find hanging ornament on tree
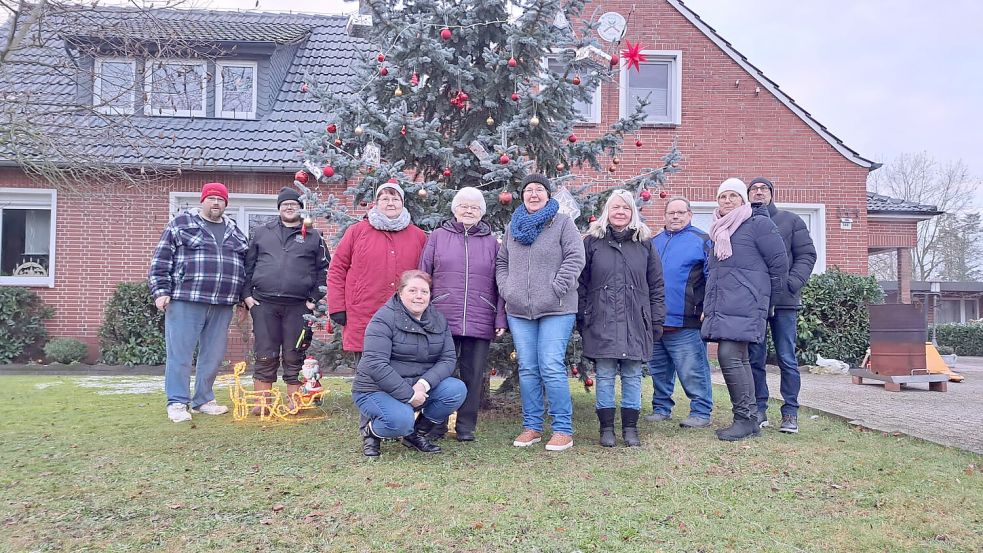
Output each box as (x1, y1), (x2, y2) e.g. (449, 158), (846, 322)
(321, 164), (335, 179)
(621, 40), (647, 72)
(486, 115), (495, 126)
(511, 92), (519, 102)
(300, 83), (309, 93)
(572, 74), (581, 86)
(556, 162), (565, 171)
(640, 189), (652, 201)
(394, 85), (403, 97)
(612, 157), (620, 165)
(379, 66), (389, 76)
(499, 153), (510, 164)
(660, 190), (669, 199)
(507, 56), (517, 68)
(609, 53), (620, 67)
(442, 167), (452, 178)
(608, 165), (616, 173)
(400, 125), (407, 136)
(354, 125), (364, 137)
(417, 188), (428, 198)
(635, 139), (643, 148)
(376, 53), (385, 62)
(440, 27), (452, 40)
(410, 72), (419, 86)
(326, 123), (337, 133)
(568, 133), (577, 143)
(334, 138), (343, 147)
(588, 215), (597, 222)
(498, 191), (513, 205)
(529, 115), (540, 128)
(303, 215), (314, 228)
(294, 170), (309, 184)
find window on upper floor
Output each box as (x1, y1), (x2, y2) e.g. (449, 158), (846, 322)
(170, 192), (277, 238)
(620, 51), (682, 125)
(544, 55), (600, 124)
(144, 59), (208, 117)
(215, 61), (258, 120)
(688, 201), (827, 274)
(93, 57), (136, 115)
(0, 188), (57, 288)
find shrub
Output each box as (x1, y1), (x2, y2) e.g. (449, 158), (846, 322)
(44, 338), (89, 364)
(99, 282), (165, 365)
(934, 344), (956, 356)
(935, 322), (983, 356)
(796, 269), (884, 366)
(0, 287), (54, 363)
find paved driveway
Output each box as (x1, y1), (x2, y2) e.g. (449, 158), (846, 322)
(713, 357), (983, 454)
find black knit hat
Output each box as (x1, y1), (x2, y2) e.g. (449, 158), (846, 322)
(748, 176), (774, 193)
(277, 187), (303, 208)
(520, 173), (553, 198)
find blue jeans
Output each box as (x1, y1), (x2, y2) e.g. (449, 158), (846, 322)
(749, 309), (801, 417)
(508, 314), (575, 435)
(353, 377), (467, 439)
(593, 358), (643, 410)
(164, 300), (234, 408)
(648, 328), (713, 419)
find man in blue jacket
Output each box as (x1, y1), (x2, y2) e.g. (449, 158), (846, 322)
(646, 197), (714, 428)
(747, 177), (817, 434)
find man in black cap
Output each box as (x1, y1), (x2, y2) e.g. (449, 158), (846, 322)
(746, 177), (817, 434)
(242, 187), (330, 412)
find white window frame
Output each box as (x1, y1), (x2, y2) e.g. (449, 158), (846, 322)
(144, 59), (208, 117)
(169, 192), (277, 238)
(542, 52), (602, 124)
(215, 60), (258, 120)
(93, 57), (136, 115)
(619, 50), (682, 126)
(689, 201), (827, 274)
(0, 188), (57, 288)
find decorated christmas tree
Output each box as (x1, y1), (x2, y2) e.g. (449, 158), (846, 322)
(298, 0), (682, 388)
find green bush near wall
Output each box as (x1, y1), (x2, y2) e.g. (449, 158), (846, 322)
(935, 322), (983, 356)
(0, 287), (54, 363)
(796, 270), (884, 366)
(98, 282), (166, 365)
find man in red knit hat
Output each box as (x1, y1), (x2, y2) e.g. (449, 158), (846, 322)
(148, 182), (248, 423)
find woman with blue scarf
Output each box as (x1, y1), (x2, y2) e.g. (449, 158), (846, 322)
(496, 174), (586, 452)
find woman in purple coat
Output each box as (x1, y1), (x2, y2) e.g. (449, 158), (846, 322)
(419, 187), (507, 441)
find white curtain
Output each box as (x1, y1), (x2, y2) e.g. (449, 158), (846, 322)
(23, 209), (50, 255)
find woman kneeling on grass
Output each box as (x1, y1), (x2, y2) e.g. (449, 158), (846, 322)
(578, 190), (665, 447)
(351, 270), (466, 458)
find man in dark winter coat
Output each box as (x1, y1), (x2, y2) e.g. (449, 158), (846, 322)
(242, 187), (330, 412)
(747, 177), (818, 434)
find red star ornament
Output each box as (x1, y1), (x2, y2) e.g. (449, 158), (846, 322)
(621, 40), (647, 72)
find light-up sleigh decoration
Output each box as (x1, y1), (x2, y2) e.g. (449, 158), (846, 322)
(229, 358), (327, 421)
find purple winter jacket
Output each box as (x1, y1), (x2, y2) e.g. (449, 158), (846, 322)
(419, 219), (507, 340)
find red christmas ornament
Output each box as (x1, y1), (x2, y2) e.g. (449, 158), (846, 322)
(584, 377), (594, 387)
(640, 189), (652, 201)
(376, 53), (385, 62)
(511, 92), (519, 102)
(621, 40), (647, 72)
(490, 368), (497, 376)
(334, 138), (342, 147)
(359, 200), (367, 207)
(321, 165), (334, 178)
(572, 74), (581, 86)
(326, 123), (337, 133)
(410, 72), (419, 86)
(442, 167), (452, 177)
(659, 190), (669, 199)
(499, 153), (510, 164)
(498, 191), (513, 205)
(567, 133), (577, 143)
(440, 28), (452, 40)
(294, 170), (309, 184)
(556, 163), (565, 171)
(508, 57), (517, 68)
(300, 83), (309, 93)
(608, 165), (616, 173)
(571, 366), (579, 376)
(459, 91), (469, 102)
(400, 125), (407, 136)
(609, 53), (620, 67)
(635, 139), (643, 148)
(379, 66), (389, 76)
(588, 215), (597, 222)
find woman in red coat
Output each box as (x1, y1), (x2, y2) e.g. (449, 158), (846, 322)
(328, 181), (427, 355)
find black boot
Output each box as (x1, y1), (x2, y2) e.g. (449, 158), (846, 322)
(401, 416), (442, 453)
(426, 421), (448, 441)
(716, 417), (758, 441)
(362, 423), (381, 458)
(596, 408), (616, 447)
(621, 408), (641, 447)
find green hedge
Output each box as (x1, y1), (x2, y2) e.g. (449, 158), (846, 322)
(98, 282), (166, 365)
(0, 287), (54, 363)
(935, 322), (983, 356)
(796, 270), (884, 366)
(44, 338), (89, 364)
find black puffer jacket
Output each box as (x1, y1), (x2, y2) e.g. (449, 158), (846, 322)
(352, 295), (456, 402)
(578, 228), (665, 361)
(242, 219), (330, 303)
(765, 202), (817, 309)
(701, 205), (789, 344)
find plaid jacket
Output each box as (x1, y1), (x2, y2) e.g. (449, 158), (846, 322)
(148, 209), (248, 305)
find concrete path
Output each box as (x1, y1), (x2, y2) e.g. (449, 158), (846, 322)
(713, 357), (983, 454)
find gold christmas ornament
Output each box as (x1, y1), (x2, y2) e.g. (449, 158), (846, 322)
(303, 216), (314, 228)
(417, 188), (428, 198)
(354, 125), (364, 136)
(529, 115), (540, 127)
(486, 116), (495, 126)
(394, 85), (403, 97)
(510, 351), (517, 361)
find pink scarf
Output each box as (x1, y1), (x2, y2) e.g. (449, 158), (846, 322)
(709, 203), (752, 260)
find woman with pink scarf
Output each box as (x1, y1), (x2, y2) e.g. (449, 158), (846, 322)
(702, 178), (788, 442)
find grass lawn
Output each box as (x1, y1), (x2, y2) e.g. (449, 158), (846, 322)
(1, 375), (981, 552)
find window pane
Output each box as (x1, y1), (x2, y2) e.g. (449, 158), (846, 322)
(1, 209), (51, 276)
(547, 58), (592, 121)
(97, 61), (134, 109)
(246, 212), (277, 237)
(630, 62), (670, 121)
(149, 62), (205, 114)
(939, 299), (962, 324)
(221, 65), (255, 113)
(965, 300), (978, 322)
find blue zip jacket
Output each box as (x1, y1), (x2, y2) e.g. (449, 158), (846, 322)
(652, 224), (710, 329)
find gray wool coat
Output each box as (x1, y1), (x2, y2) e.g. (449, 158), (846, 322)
(495, 212), (586, 320)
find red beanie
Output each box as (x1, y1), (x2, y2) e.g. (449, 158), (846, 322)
(200, 182), (229, 204)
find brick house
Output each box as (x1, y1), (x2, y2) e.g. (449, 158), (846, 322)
(0, 1), (933, 362)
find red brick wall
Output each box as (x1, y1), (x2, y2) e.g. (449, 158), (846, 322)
(868, 219), (919, 249)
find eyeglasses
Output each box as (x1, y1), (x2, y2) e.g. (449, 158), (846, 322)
(456, 205), (482, 212)
(666, 210), (690, 217)
(279, 201), (301, 209)
(748, 185), (770, 192)
(377, 195), (403, 203)
(523, 186), (548, 195)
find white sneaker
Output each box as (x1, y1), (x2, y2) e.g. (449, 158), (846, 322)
(167, 403), (192, 423)
(191, 400), (229, 415)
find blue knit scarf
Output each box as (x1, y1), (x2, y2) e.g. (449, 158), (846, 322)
(509, 199), (560, 245)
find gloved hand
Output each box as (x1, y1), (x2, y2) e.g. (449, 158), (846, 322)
(652, 324), (664, 342)
(330, 311), (347, 327)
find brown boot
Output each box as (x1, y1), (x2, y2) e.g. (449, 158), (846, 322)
(251, 380), (273, 416)
(286, 384), (302, 411)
